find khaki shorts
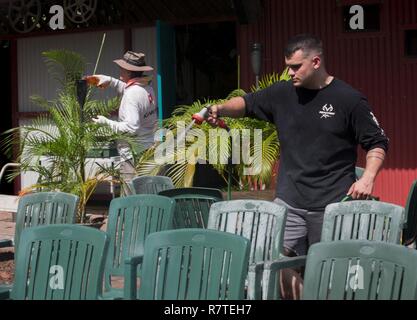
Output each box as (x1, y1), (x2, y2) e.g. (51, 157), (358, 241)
(120, 160), (136, 181)
(118, 160), (136, 196)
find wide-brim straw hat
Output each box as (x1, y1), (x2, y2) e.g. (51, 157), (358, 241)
(113, 51), (154, 72)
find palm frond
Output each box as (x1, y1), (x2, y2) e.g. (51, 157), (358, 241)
(83, 96), (121, 118)
(279, 67), (291, 81)
(42, 50), (86, 89)
(250, 68), (291, 92)
(226, 89), (247, 99)
(30, 95), (55, 111)
(135, 69), (289, 190)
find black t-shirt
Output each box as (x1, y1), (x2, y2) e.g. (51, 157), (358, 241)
(243, 78), (389, 210)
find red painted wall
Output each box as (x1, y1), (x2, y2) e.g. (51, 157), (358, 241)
(237, 0), (417, 206)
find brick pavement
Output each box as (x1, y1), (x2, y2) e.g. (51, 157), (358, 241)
(0, 212), (15, 242)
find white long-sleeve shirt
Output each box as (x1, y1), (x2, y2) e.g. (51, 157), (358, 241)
(106, 77), (158, 160)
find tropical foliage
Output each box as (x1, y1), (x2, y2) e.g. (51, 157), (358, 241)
(2, 50), (135, 223)
(136, 69), (290, 189)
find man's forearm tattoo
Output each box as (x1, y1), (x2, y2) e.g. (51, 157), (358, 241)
(366, 149), (385, 161)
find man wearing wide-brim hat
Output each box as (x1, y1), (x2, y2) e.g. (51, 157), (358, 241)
(86, 51), (158, 194)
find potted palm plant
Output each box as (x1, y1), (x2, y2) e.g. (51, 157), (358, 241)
(2, 49), (136, 223)
(136, 69), (290, 191)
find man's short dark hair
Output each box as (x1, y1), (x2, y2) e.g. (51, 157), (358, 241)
(284, 34), (323, 58)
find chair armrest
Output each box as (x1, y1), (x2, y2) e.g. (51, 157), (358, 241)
(265, 255), (306, 272)
(263, 256), (307, 300)
(123, 255), (143, 300)
(125, 255), (143, 266)
(247, 262), (264, 300)
(248, 262), (264, 273)
(0, 285), (11, 300)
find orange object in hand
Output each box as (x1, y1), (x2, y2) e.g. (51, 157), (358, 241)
(85, 76), (99, 86)
(85, 76), (100, 87)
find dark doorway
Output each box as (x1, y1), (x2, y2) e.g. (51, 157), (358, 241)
(0, 40), (14, 195)
(175, 21), (237, 104)
(174, 22), (237, 189)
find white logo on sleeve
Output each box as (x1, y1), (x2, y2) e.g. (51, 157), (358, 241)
(370, 112), (380, 126)
(319, 104), (336, 119)
(370, 112), (386, 136)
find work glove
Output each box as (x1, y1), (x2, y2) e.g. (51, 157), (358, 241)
(85, 74), (111, 88)
(92, 115), (111, 125)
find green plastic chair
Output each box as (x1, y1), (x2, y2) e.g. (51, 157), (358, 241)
(402, 180), (417, 246)
(355, 166), (365, 180)
(0, 225), (109, 300)
(0, 191), (79, 252)
(130, 175), (174, 194)
(158, 187), (223, 228)
(322, 200), (405, 243)
(207, 200), (287, 300)
(261, 200), (404, 300)
(300, 241), (417, 299)
(137, 229), (250, 300)
(103, 194), (176, 300)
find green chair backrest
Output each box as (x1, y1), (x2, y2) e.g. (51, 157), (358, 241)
(403, 180), (417, 245)
(355, 166), (365, 180)
(11, 225), (109, 300)
(158, 187), (223, 228)
(130, 176), (174, 194)
(104, 194), (176, 293)
(322, 201), (404, 243)
(303, 240), (417, 300)
(208, 200), (287, 264)
(15, 192), (79, 252)
(139, 229), (250, 300)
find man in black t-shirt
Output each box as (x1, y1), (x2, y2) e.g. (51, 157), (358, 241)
(207, 34), (388, 298)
